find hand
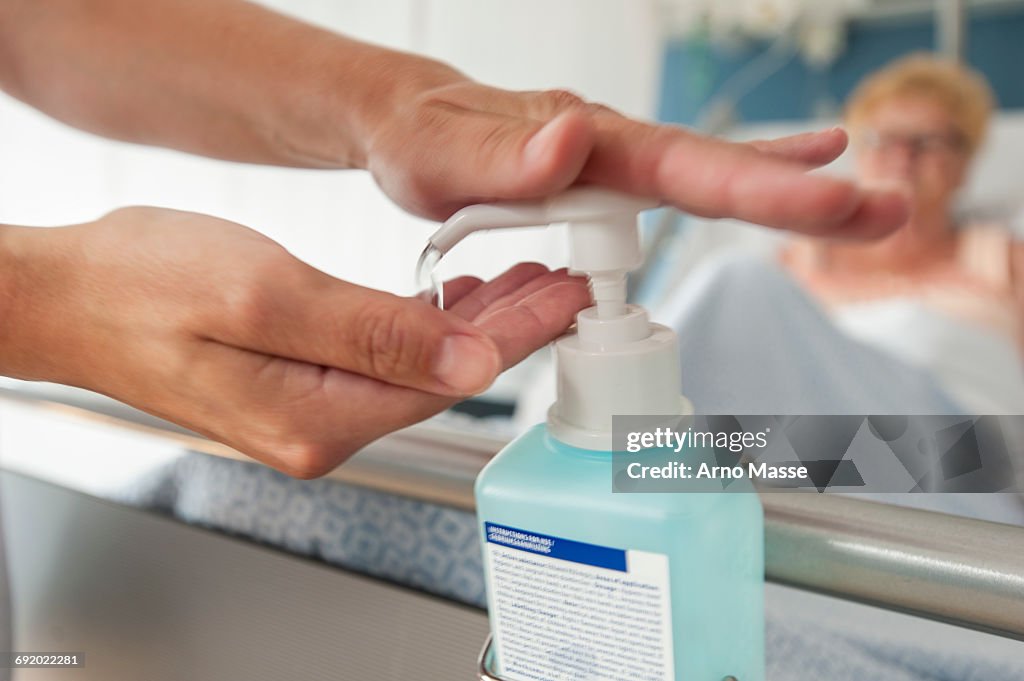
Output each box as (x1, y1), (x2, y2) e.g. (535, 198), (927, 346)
(0, 208), (589, 477)
(364, 78), (908, 235)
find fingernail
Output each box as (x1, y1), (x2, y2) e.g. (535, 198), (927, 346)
(524, 114), (567, 165)
(434, 334), (500, 395)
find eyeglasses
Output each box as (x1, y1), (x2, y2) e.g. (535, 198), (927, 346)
(856, 128), (968, 157)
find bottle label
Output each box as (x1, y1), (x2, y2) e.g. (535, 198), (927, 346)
(484, 522), (675, 681)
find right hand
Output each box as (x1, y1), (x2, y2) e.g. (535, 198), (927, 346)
(362, 72), (909, 233)
(0, 207), (590, 477)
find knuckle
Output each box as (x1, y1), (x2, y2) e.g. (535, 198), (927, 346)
(275, 438), (342, 479)
(477, 120), (519, 155)
(408, 96), (450, 132)
(241, 400), (358, 480)
(542, 88), (587, 112)
(583, 101), (617, 117)
(250, 417), (357, 480)
(226, 274), (275, 330)
(356, 302), (433, 381)
(222, 256), (297, 332)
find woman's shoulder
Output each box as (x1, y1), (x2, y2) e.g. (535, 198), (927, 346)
(955, 221), (1017, 290)
(956, 220), (1015, 243)
(1012, 241), (1024, 298)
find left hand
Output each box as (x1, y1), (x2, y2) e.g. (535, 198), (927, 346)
(0, 209), (590, 477)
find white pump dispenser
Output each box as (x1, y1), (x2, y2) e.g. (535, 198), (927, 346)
(425, 187), (691, 450)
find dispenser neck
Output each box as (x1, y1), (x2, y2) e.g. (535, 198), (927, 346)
(587, 271), (628, 319)
(547, 305), (691, 451)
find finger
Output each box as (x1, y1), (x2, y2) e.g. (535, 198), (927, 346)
(447, 262), (553, 321)
(415, 275), (483, 306)
(580, 115), (908, 237)
(525, 92), (850, 191)
(747, 127), (848, 167)
(440, 275), (484, 308)
(408, 107), (595, 216)
(473, 268), (589, 322)
(522, 90), (848, 180)
(521, 94), (881, 234)
(475, 280), (593, 367)
(825, 186), (910, 239)
(207, 265), (502, 398)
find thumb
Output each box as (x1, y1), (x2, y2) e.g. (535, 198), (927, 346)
(426, 109), (595, 213)
(336, 290), (504, 397)
(517, 110), (596, 195)
(210, 270), (503, 398)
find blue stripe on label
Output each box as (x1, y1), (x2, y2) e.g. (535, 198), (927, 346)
(484, 522), (627, 572)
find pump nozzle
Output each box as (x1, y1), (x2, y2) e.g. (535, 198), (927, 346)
(428, 187), (657, 256)
(426, 188), (658, 311)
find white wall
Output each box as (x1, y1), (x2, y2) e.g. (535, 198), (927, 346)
(0, 0), (662, 295)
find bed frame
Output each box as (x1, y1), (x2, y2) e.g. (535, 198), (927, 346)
(0, 379), (1021, 681)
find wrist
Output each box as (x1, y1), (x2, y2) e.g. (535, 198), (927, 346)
(307, 43), (467, 170)
(0, 223), (82, 384)
(0, 224), (35, 380)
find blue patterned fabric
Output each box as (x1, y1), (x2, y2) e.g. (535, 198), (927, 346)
(121, 452), (488, 607)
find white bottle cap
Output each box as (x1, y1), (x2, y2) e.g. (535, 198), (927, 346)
(547, 306), (691, 450)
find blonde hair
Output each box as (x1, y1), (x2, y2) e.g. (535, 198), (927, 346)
(845, 53), (995, 155)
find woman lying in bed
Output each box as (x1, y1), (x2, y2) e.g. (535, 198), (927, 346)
(780, 54), (1023, 414)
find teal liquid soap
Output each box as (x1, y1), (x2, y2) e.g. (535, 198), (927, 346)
(476, 425), (765, 681)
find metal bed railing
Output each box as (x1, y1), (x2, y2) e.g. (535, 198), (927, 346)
(1, 379), (1022, 648)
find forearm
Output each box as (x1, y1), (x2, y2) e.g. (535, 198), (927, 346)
(0, 0), (464, 168)
(0, 223), (89, 386)
(0, 225), (27, 380)
(0, 224), (47, 382)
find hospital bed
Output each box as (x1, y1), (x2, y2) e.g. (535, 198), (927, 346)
(0, 379), (1022, 680)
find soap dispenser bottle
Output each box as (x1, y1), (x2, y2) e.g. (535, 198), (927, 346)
(424, 187), (764, 681)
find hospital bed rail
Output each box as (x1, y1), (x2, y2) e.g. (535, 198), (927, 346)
(1, 379), (1022, 643)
